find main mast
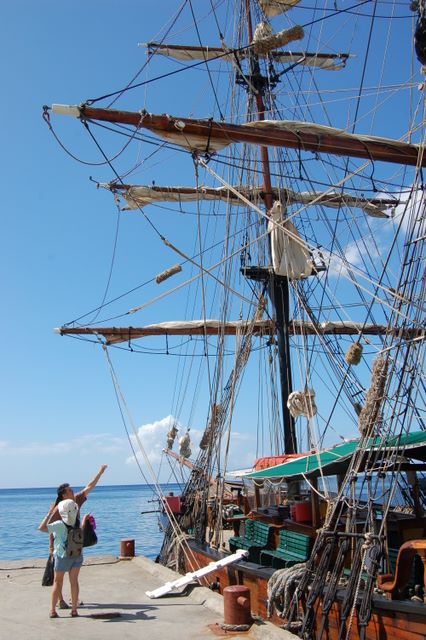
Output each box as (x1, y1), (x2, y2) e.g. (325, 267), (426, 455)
(242, 0), (296, 453)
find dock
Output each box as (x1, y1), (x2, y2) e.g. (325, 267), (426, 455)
(0, 554), (296, 639)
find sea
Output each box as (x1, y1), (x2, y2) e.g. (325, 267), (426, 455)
(0, 484), (180, 562)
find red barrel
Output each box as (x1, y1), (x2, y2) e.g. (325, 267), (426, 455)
(223, 585), (252, 626)
(120, 539), (135, 558)
(164, 495), (181, 514)
(294, 502), (312, 523)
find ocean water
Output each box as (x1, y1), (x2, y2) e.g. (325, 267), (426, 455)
(0, 484), (180, 562)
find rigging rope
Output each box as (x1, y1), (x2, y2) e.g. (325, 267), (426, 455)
(103, 344), (203, 573)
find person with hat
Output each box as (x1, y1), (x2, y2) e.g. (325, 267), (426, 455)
(39, 499), (89, 618)
(46, 465), (107, 610)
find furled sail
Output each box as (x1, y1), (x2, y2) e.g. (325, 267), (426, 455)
(166, 424), (178, 449)
(144, 42), (349, 71)
(268, 201), (312, 278)
(55, 321), (422, 345)
(179, 432), (191, 458)
(287, 389), (317, 418)
(51, 105), (426, 167)
(258, 0), (301, 16)
(104, 183), (396, 218)
(104, 184), (264, 209)
(284, 191), (395, 218)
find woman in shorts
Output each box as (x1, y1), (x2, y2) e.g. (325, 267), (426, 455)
(39, 498), (87, 618)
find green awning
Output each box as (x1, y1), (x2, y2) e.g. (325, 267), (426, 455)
(246, 430), (426, 481)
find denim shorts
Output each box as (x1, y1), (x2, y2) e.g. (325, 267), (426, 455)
(54, 555), (83, 572)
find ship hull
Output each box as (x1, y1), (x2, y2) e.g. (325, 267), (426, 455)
(183, 541), (426, 640)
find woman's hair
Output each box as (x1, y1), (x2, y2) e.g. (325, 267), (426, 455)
(55, 483), (70, 506)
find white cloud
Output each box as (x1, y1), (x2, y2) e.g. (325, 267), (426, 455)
(124, 416), (256, 481)
(125, 414), (200, 466)
(0, 433), (127, 457)
(392, 196), (420, 234)
(325, 230), (386, 280)
(0, 417), (257, 488)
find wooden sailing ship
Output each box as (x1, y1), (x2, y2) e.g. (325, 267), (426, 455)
(46, 1), (426, 638)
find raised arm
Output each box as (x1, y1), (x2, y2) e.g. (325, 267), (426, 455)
(82, 464), (108, 495)
(38, 504), (56, 533)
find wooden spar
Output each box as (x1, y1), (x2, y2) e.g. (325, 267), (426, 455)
(163, 448), (209, 476)
(106, 183), (398, 216)
(51, 104), (426, 167)
(55, 322), (423, 345)
(163, 448), (234, 497)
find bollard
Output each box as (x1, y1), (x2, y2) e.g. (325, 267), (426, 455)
(120, 538), (135, 558)
(222, 585), (252, 630)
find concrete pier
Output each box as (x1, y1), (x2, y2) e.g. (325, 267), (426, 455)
(0, 555), (297, 639)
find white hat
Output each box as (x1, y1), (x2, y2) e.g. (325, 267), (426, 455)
(58, 499), (78, 526)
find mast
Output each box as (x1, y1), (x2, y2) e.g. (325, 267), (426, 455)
(243, 0), (296, 453)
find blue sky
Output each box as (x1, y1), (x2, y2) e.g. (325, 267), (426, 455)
(1, 2), (417, 489)
(1, 1), (263, 488)
(2, 2), (175, 487)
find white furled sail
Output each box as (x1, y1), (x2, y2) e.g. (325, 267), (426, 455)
(244, 119), (416, 154)
(166, 424), (178, 449)
(103, 183), (395, 217)
(268, 201), (312, 278)
(287, 389), (317, 418)
(144, 42), (349, 71)
(284, 190), (393, 218)
(57, 107), (420, 165)
(108, 185), (263, 209)
(56, 320), (418, 345)
(179, 432), (191, 458)
(271, 51), (348, 70)
(258, 0), (301, 17)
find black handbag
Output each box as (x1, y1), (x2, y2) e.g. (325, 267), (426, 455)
(83, 517), (98, 547)
(42, 555), (54, 586)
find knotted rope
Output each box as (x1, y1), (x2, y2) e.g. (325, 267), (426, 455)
(267, 563), (307, 619)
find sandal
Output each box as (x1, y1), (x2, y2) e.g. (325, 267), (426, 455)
(71, 610), (79, 617)
(49, 611), (58, 619)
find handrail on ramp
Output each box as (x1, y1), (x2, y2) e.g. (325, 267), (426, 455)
(146, 549), (249, 598)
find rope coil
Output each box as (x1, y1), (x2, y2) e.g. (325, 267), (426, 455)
(345, 342), (363, 365)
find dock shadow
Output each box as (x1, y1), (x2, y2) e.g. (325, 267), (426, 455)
(82, 602), (157, 623)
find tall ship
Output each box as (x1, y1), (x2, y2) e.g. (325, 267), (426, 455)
(45, 1), (426, 638)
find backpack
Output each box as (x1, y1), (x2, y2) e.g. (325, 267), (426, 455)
(65, 525), (84, 557)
